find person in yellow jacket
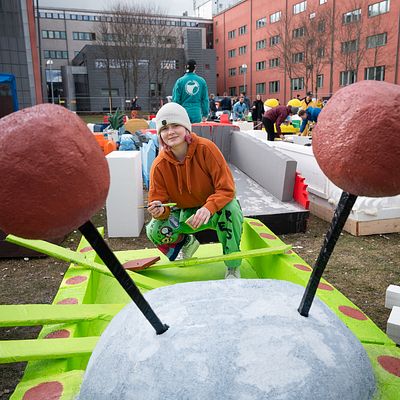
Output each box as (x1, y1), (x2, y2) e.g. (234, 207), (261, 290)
(146, 103), (243, 279)
(300, 92), (316, 110)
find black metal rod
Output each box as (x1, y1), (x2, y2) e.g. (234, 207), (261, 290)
(79, 220), (169, 335)
(298, 191), (358, 317)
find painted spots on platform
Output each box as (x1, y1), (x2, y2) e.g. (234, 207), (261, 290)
(57, 297), (78, 305)
(377, 355), (400, 377)
(318, 283), (334, 291)
(249, 221), (264, 227)
(293, 263), (312, 272)
(259, 233), (277, 240)
(22, 381), (63, 400)
(338, 305), (368, 320)
(65, 275), (87, 285)
(44, 329), (71, 339)
(80, 246), (94, 253)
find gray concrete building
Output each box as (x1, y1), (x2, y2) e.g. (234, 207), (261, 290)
(37, 6), (215, 112)
(0, 0), (42, 110)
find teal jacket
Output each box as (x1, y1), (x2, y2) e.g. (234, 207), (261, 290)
(172, 72), (209, 123)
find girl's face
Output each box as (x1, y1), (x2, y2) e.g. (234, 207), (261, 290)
(159, 124), (187, 148)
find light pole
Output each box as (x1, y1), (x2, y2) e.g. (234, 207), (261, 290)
(46, 59), (54, 104)
(241, 64), (247, 94)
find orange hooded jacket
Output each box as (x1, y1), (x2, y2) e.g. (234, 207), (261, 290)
(148, 133), (235, 220)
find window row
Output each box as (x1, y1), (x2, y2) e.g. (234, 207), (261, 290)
(341, 33), (387, 53)
(44, 50), (68, 59)
(340, 66), (385, 85)
(39, 11), (202, 27)
(42, 30), (66, 40)
(72, 32), (96, 41)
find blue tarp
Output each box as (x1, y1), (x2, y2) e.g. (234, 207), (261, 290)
(0, 73), (19, 112)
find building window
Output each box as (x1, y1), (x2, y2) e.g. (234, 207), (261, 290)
(44, 50), (68, 59)
(317, 47), (325, 57)
(256, 17), (266, 29)
(256, 61), (266, 70)
(72, 32), (96, 41)
(239, 45), (247, 55)
(101, 88), (119, 97)
(228, 68), (236, 76)
(293, 27), (306, 38)
(320, 0), (327, 4)
(42, 30), (67, 40)
(368, 0), (390, 17)
(229, 87), (237, 96)
(366, 32), (387, 48)
(339, 70), (357, 86)
(270, 11), (281, 23)
(342, 9), (361, 24)
(238, 25), (247, 35)
(318, 20), (326, 32)
(310, 12), (316, 19)
(256, 83), (266, 94)
(269, 80), (280, 93)
(228, 29), (236, 39)
(291, 77), (304, 90)
(45, 69), (62, 82)
(293, 1), (307, 14)
(256, 39), (266, 50)
(341, 40), (358, 53)
(239, 65), (247, 74)
(160, 60), (178, 69)
(365, 65), (385, 80)
(270, 35), (281, 46)
(292, 52), (304, 63)
(269, 58), (280, 68)
(317, 74), (324, 88)
(228, 49), (236, 58)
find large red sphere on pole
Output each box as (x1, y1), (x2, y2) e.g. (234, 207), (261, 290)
(0, 104), (110, 239)
(313, 80), (400, 197)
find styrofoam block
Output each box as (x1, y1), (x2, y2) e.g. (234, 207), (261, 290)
(386, 306), (400, 344)
(106, 151), (144, 237)
(385, 285), (400, 309)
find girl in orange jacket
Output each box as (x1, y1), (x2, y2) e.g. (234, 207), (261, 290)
(146, 103), (243, 279)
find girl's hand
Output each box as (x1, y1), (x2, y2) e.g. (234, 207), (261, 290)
(147, 201), (165, 218)
(188, 207), (211, 229)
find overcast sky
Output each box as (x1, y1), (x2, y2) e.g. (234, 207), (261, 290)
(39, 0), (195, 16)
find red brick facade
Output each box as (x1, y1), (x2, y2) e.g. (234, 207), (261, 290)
(214, 0), (400, 103)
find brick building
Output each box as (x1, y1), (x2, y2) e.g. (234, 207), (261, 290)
(213, 0), (400, 103)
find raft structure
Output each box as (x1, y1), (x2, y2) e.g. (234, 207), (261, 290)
(1, 218), (400, 399)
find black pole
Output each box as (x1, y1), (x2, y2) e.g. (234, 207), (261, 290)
(298, 191), (357, 317)
(79, 221), (169, 335)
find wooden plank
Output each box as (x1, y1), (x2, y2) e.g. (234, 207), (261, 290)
(0, 304), (124, 327)
(0, 337), (99, 364)
(123, 256), (160, 271)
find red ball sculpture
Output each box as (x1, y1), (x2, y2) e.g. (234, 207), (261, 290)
(313, 81), (400, 197)
(0, 104), (110, 239)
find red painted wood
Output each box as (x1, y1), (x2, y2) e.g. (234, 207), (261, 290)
(123, 256), (161, 271)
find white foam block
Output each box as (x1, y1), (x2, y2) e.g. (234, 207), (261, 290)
(385, 285), (400, 309)
(106, 151), (144, 237)
(387, 306), (400, 345)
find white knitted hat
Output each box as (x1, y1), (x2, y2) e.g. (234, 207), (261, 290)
(155, 103), (192, 135)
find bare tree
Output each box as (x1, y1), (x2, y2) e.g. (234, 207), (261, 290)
(335, 0), (368, 84)
(270, 11), (297, 100)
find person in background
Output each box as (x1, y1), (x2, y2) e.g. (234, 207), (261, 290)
(262, 105), (299, 141)
(251, 94), (264, 129)
(232, 95), (249, 121)
(298, 107), (321, 136)
(172, 59), (209, 123)
(130, 96), (141, 111)
(220, 92), (232, 114)
(209, 93), (217, 120)
(300, 92), (315, 110)
(240, 92), (251, 111)
(146, 102), (244, 279)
